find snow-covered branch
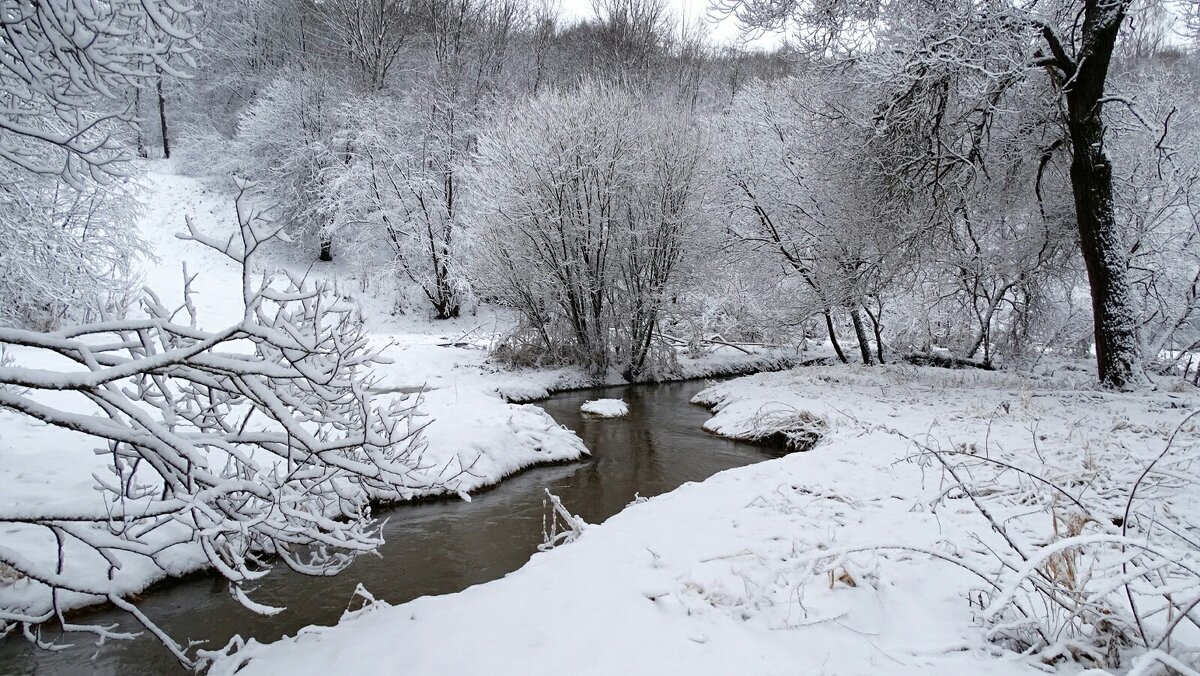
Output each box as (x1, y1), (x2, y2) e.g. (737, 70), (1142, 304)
(0, 184), (439, 669)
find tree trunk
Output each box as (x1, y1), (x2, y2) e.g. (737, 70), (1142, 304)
(850, 307), (873, 365)
(825, 310), (849, 364)
(863, 304), (886, 364)
(1062, 1), (1138, 388)
(133, 87), (148, 159)
(155, 65), (171, 159)
(319, 237), (333, 262)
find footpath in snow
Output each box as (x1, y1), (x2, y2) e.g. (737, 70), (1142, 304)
(212, 365), (1200, 675)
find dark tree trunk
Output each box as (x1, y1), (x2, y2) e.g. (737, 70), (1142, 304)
(1058, 1), (1138, 388)
(433, 301), (460, 320)
(133, 87), (148, 159)
(155, 65), (171, 159)
(319, 237), (333, 262)
(863, 304), (886, 364)
(824, 310), (849, 364)
(850, 307), (873, 365)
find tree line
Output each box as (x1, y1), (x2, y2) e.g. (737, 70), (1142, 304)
(3, 0), (1200, 387)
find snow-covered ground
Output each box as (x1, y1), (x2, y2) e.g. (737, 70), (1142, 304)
(0, 163), (797, 620)
(11, 163), (1194, 675)
(210, 365), (1200, 675)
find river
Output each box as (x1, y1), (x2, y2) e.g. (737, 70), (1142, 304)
(0, 380), (783, 675)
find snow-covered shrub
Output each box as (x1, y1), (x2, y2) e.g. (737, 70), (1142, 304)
(0, 0), (197, 330)
(0, 0), (199, 184)
(870, 415), (1200, 670)
(472, 84), (712, 381)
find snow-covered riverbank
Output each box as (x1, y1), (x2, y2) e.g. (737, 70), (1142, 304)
(210, 365), (1200, 675)
(12, 165), (1194, 676)
(0, 165), (800, 624)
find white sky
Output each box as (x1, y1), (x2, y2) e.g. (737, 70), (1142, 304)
(556, 0), (785, 49)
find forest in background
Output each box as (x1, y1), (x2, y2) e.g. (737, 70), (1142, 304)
(5, 0), (1199, 388)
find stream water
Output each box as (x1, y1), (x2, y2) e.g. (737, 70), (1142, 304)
(0, 380), (782, 675)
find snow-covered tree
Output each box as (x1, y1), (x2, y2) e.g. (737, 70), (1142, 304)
(0, 168), (145, 329)
(473, 84), (711, 380)
(317, 0), (419, 92)
(0, 0), (199, 182)
(0, 0), (201, 328)
(717, 74), (909, 364)
(0, 0), (200, 330)
(720, 0), (1168, 387)
(229, 73), (345, 261)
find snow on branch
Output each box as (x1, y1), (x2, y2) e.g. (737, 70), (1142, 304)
(0, 182), (445, 669)
(0, 0), (202, 185)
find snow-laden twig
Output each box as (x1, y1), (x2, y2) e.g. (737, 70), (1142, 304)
(834, 403), (1200, 670)
(0, 183), (444, 669)
(540, 489), (588, 551)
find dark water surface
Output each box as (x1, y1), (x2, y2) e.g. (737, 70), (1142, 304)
(1, 381), (779, 675)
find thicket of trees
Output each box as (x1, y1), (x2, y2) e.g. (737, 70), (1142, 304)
(474, 84), (711, 379)
(3, 0), (1199, 381)
(0, 0), (199, 328)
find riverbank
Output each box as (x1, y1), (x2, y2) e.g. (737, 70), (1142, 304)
(210, 364), (1200, 675)
(0, 165), (802, 628)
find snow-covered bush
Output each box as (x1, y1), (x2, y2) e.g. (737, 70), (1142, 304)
(473, 84), (712, 381)
(0, 184), (433, 668)
(331, 90), (476, 318)
(863, 416), (1200, 670)
(0, 170), (145, 329)
(0, 0), (199, 184)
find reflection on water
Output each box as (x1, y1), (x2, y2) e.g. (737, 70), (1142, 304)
(0, 380), (779, 675)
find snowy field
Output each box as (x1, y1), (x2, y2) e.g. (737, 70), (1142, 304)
(210, 365), (1200, 675)
(0, 165), (798, 623)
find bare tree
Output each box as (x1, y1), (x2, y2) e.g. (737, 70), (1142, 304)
(365, 0), (519, 318)
(718, 76), (904, 364)
(317, 0), (418, 92)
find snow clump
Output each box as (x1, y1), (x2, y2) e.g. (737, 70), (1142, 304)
(580, 399), (629, 418)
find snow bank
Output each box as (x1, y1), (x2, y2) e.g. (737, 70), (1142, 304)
(580, 398), (629, 417)
(493, 346), (805, 404)
(213, 445), (1045, 676)
(0, 167), (802, 622)
(211, 363), (1200, 676)
(0, 168), (590, 619)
